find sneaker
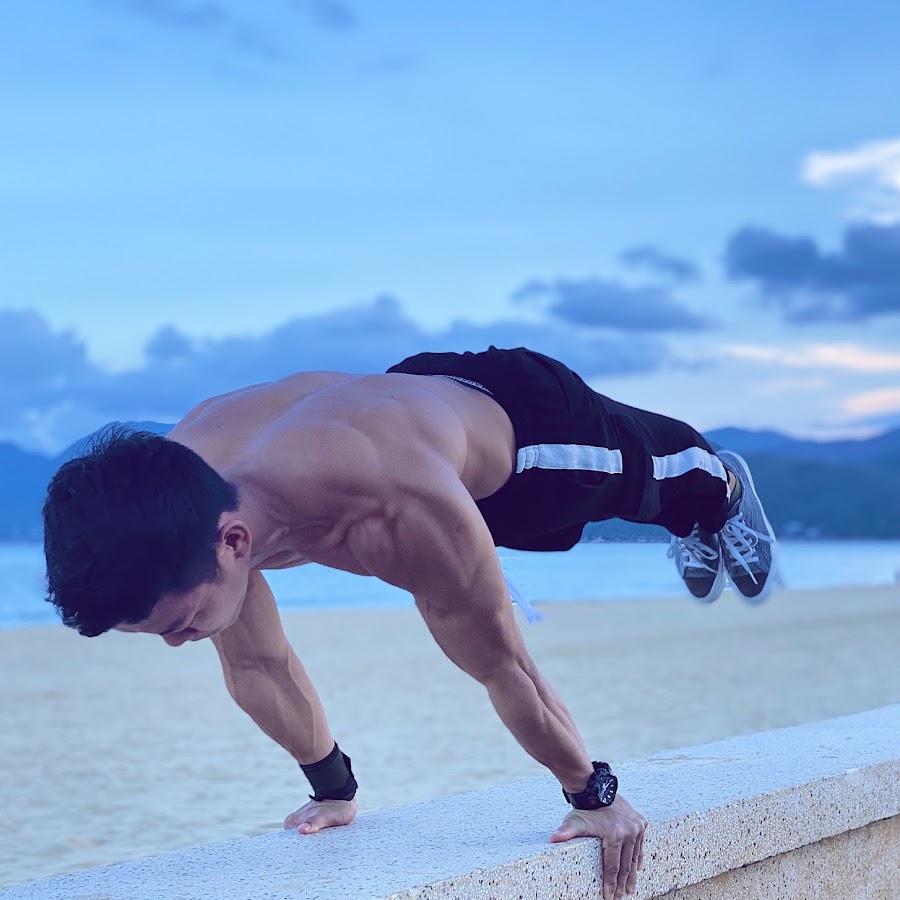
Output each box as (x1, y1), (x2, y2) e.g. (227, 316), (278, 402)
(716, 450), (779, 603)
(668, 525), (726, 602)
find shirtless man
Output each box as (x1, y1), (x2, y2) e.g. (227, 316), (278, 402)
(42, 346), (778, 900)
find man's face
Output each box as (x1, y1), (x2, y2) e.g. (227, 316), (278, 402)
(116, 542), (250, 646)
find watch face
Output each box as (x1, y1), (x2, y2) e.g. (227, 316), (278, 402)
(597, 774), (618, 806)
(565, 766), (618, 810)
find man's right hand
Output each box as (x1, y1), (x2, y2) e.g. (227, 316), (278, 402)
(550, 794), (648, 899)
(284, 797), (358, 834)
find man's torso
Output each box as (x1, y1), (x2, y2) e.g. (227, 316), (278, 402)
(168, 371), (516, 574)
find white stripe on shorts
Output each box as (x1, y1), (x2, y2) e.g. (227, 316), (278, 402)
(516, 443), (623, 475)
(651, 447), (727, 481)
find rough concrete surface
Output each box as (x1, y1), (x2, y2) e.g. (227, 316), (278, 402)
(3, 705), (899, 900)
(655, 816), (900, 900)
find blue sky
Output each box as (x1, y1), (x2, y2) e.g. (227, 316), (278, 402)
(2, 0), (900, 453)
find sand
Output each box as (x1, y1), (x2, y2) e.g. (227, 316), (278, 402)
(2, 585), (900, 888)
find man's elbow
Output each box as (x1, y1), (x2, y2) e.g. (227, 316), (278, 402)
(480, 653), (535, 693)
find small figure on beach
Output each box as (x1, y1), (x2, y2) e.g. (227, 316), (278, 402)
(42, 346), (778, 900)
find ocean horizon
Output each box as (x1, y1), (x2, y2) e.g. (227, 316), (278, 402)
(2, 539), (899, 630)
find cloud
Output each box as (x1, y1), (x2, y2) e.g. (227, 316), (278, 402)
(301, 0), (358, 31)
(359, 53), (419, 76)
(722, 342), (900, 373)
(724, 222), (900, 323)
(752, 376), (830, 396)
(513, 277), (712, 332)
(0, 299), (670, 453)
(0, 310), (94, 394)
(0, 310), (103, 454)
(438, 318), (667, 379)
(841, 386), (900, 418)
(230, 25), (289, 61)
(802, 137), (900, 223)
(619, 245), (701, 283)
(145, 325), (194, 362)
(104, 0), (286, 60)
(112, 0), (228, 31)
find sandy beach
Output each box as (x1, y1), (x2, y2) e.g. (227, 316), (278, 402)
(2, 584), (900, 888)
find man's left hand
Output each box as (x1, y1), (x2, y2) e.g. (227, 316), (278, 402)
(550, 794), (648, 900)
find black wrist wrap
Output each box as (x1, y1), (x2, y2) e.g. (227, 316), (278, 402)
(300, 742), (358, 802)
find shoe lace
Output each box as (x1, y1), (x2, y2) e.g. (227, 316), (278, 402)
(667, 527), (718, 573)
(719, 512), (772, 584)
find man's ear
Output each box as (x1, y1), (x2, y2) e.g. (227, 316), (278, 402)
(219, 518), (252, 560)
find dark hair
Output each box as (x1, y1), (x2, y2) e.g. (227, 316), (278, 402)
(43, 426), (239, 637)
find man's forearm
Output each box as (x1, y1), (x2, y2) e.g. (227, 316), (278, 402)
(222, 648), (335, 765)
(484, 661), (594, 792)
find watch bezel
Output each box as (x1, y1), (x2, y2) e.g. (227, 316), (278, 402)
(563, 761), (618, 810)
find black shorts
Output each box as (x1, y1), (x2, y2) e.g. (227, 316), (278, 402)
(387, 346), (729, 551)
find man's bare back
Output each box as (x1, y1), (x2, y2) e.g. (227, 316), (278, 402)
(168, 371), (517, 577)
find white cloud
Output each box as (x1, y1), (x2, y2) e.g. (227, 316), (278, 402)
(801, 138), (900, 223)
(724, 342), (900, 373)
(842, 386), (900, 417)
(753, 376), (830, 396)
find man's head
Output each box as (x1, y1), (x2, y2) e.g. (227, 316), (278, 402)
(43, 426), (250, 643)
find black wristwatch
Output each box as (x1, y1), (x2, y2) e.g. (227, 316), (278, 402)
(563, 761), (618, 810)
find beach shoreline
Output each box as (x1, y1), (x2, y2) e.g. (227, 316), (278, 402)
(2, 585), (899, 888)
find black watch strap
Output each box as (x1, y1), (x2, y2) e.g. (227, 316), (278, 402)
(563, 761), (618, 810)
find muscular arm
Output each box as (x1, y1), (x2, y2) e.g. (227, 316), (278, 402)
(211, 570), (335, 766)
(346, 457), (594, 793)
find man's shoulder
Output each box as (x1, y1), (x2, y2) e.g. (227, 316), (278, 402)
(173, 372), (359, 429)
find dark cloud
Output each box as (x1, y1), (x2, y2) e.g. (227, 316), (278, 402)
(359, 53), (419, 76)
(439, 319), (667, 380)
(619, 245), (701, 284)
(513, 278), (712, 332)
(105, 0), (286, 60)
(304, 0), (358, 31)
(145, 325), (194, 362)
(231, 25), (289, 60)
(0, 299), (670, 452)
(0, 310), (93, 394)
(0, 311), (103, 453)
(725, 223), (900, 323)
(114, 0), (228, 31)
(91, 295), (666, 413)
(103, 0), (360, 65)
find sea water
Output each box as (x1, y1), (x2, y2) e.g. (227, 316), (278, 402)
(2, 540), (899, 630)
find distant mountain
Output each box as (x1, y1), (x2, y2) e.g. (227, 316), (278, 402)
(705, 426), (900, 466)
(3, 424), (900, 542)
(586, 426), (900, 542)
(727, 454), (900, 540)
(0, 443), (58, 541)
(703, 427), (795, 456)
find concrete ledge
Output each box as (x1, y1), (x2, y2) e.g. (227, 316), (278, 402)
(5, 705), (899, 900)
